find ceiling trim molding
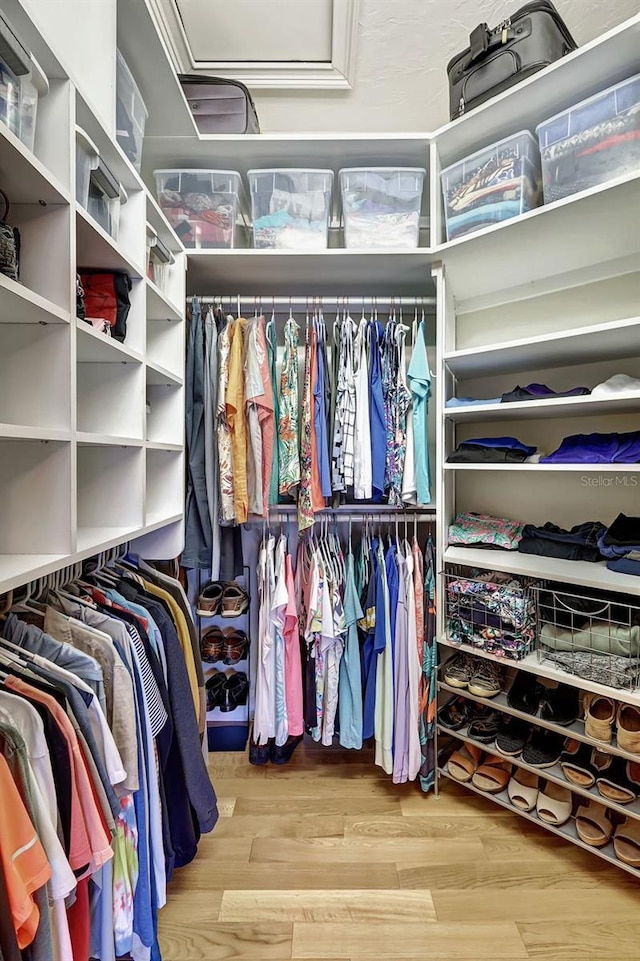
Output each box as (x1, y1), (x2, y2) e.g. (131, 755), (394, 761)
(146, 0), (360, 90)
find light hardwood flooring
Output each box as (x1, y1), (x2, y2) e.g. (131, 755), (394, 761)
(159, 741), (639, 960)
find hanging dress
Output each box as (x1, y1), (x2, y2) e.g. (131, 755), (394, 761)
(266, 311), (280, 506)
(420, 537), (437, 792)
(278, 316), (301, 497)
(216, 316), (235, 524)
(353, 316), (372, 500)
(339, 550), (364, 750)
(368, 319), (386, 503)
(407, 318), (432, 505)
(270, 535), (290, 746)
(298, 319), (315, 531)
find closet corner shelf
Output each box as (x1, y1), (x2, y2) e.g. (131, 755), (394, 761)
(444, 393), (640, 423)
(143, 512), (183, 534)
(76, 525), (144, 556)
(0, 425), (71, 443)
(145, 441), (183, 453)
(0, 273), (71, 326)
(76, 206), (145, 279)
(443, 316), (640, 377)
(438, 634), (640, 706)
(438, 173), (640, 303)
(437, 724), (640, 823)
(185, 248), (438, 297)
(0, 553), (70, 595)
(146, 279), (184, 323)
(145, 360), (183, 387)
(76, 433), (144, 448)
(442, 546), (640, 597)
(0, 121), (70, 204)
(437, 767), (640, 881)
(76, 320), (144, 364)
(443, 463), (640, 473)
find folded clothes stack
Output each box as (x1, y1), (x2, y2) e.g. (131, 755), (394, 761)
(541, 430), (640, 464)
(445, 372), (640, 408)
(518, 520), (607, 562)
(448, 512), (524, 550)
(598, 513), (640, 577)
(448, 435), (536, 463)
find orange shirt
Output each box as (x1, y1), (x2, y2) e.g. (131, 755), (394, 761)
(226, 318), (248, 523)
(0, 753), (52, 948)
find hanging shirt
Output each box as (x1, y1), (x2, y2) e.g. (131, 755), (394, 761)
(405, 545), (422, 782)
(339, 552), (364, 750)
(374, 540), (393, 775)
(407, 319), (432, 504)
(254, 538), (277, 744)
(203, 308), (220, 576)
(216, 316), (235, 524)
(353, 317), (372, 500)
(266, 312), (280, 505)
(392, 545), (410, 784)
(226, 318), (248, 524)
(297, 319), (315, 532)
(314, 317), (333, 499)
(278, 316), (301, 496)
(390, 324), (412, 507)
(368, 320), (387, 502)
(283, 551), (304, 737)
(270, 536), (290, 747)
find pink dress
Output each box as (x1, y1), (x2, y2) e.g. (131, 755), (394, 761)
(284, 552), (304, 736)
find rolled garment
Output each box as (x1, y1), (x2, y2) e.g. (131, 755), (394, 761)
(540, 621), (640, 658)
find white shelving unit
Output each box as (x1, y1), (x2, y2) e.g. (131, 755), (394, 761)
(0, 0), (186, 596)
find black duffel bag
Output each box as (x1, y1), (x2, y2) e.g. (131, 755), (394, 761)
(447, 1), (577, 120)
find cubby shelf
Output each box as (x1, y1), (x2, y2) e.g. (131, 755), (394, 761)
(76, 206), (145, 278)
(146, 361), (183, 387)
(146, 279), (183, 322)
(0, 273), (71, 326)
(444, 463), (640, 473)
(445, 394), (640, 423)
(76, 433), (144, 447)
(76, 320), (144, 364)
(0, 426), (71, 442)
(0, 118), (70, 203)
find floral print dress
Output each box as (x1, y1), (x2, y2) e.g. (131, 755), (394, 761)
(278, 315), (300, 496)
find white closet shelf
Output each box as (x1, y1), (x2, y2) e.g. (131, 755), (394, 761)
(445, 394), (640, 423)
(0, 426), (71, 442)
(437, 767), (640, 881)
(443, 546), (640, 596)
(186, 248), (437, 297)
(438, 635), (640, 707)
(0, 553), (70, 595)
(146, 279), (183, 322)
(145, 510), (184, 530)
(0, 122), (70, 204)
(440, 174), (640, 303)
(146, 441), (183, 452)
(146, 194), (185, 255)
(438, 681), (640, 764)
(146, 362), (183, 388)
(444, 317), (640, 377)
(76, 95), (146, 197)
(76, 525), (144, 555)
(0, 273), (70, 326)
(76, 207), (145, 278)
(444, 463), (640, 473)
(76, 321), (144, 364)
(76, 433), (144, 447)
(439, 725), (640, 823)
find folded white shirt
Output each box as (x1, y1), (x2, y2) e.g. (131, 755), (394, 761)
(591, 373), (640, 396)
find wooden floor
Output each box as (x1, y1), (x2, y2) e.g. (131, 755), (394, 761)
(159, 741), (639, 960)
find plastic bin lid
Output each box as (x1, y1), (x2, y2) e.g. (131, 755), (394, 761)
(90, 156), (123, 201)
(441, 129), (537, 176)
(76, 125), (100, 161)
(535, 71), (640, 133)
(339, 167), (426, 175)
(149, 235), (174, 265)
(248, 168), (334, 176)
(116, 48), (149, 119)
(0, 10), (31, 76)
(154, 168), (242, 178)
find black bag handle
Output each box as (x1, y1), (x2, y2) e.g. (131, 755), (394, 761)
(469, 22), (490, 62)
(0, 188), (10, 223)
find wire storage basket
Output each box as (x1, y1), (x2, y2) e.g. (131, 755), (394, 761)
(445, 565), (539, 660)
(536, 581), (640, 691)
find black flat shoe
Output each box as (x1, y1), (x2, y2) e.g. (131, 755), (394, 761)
(221, 671), (249, 712)
(205, 670), (227, 711)
(467, 712), (501, 744)
(270, 734), (304, 765)
(440, 696), (471, 731)
(249, 739), (271, 765)
(507, 673), (543, 716)
(521, 729), (564, 769)
(495, 715), (530, 757)
(540, 684), (580, 726)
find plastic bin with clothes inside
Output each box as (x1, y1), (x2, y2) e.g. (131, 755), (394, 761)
(339, 167), (425, 248)
(536, 73), (640, 204)
(441, 131), (541, 241)
(154, 169), (242, 248)
(146, 222), (174, 292)
(76, 126), (100, 208)
(249, 169), (333, 249)
(0, 10), (49, 152)
(87, 157), (127, 240)
(116, 50), (148, 172)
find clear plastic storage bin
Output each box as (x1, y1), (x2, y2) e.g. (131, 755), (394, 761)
(76, 126), (100, 208)
(248, 169), (333, 249)
(116, 50), (148, 173)
(0, 11), (48, 153)
(154, 169), (242, 248)
(146, 223), (174, 292)
(339, 167), (425, 248)
(87, 158), (126, 240)
(441, 131), (542, 241)
(536, 74), (640, 204)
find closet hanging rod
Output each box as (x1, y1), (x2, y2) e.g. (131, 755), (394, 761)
(261, 510), (436, 523)
(265, 504), (436, 516)
(190, 295), (436, 309)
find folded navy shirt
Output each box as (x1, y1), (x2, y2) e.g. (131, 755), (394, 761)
(501, 383), (590, 403)
(541, 431), (640, 464)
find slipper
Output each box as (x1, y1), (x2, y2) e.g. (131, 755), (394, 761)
(467, 712), (501, 744)
(495, 715), (530, 757)
(560, 739), (597, 787)
(472, 754), (512, 793)
(595, 755), (637, 805)
(575, 799), (613, 848)
(613, 817), (640, 867)
(507, 769), (539, 811)
(197, 581), (224, 617)
(584, 694), (616, 744)
(201, 627), (224, 663)
(439, 696), (471, 731)
(536, 781), (572, 825)
(221, 582), (250, 618)
(616, 703), (640, 755)
(447, 742), (482, 782)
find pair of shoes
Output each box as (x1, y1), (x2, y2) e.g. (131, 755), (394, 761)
(561, 739), (640, 804)
(584, 695), (640, 752)
(249, 734), (304, 767)
(443, 653), (503, 698)
(576, 802), (640, 863)
(446, 743), (511, 793)
(206, 670), (249, 712)
(494, 716), (565, 768)
(439, 696), (496, 735)
(508, 771), (572, 824)
(508, 674), (580, 725)
(201, 627), (249, 665)
(198, 581), (250, 618)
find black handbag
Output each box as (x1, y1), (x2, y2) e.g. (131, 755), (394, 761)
(447, 1), (577, 120)
(178, 75), (260, 134)
(0, 189), (20, 282)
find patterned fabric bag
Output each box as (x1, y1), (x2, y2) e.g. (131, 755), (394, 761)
(0, 189), (20, 281)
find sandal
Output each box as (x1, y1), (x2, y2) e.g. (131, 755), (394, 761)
(616, 703), (640, 755)
(467, 711), (501, 744)
(221, 582), (250, 618)
(201, 627), (224, 663)
(507, 769), (539, 811)
(595, 755), (637, 805)
(447, 742), (482, 782)
(221, 670), (249, 712)
(536, 781), (572, 825)
(560, 739), (597, 787)
(197, 581), (225, 617)
(472, 754), (512, 793)
(575, 799), (613, 848)
(613, 817), (640, 867)
(223, 628), (249, 665)
(439, 696), (471, 731)
(205, 670), (227, 711)
(584, 694), (616, 744)
(495, 715), (530, 757)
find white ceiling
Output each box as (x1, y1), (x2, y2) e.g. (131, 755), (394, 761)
(244, 0), (640, 132)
